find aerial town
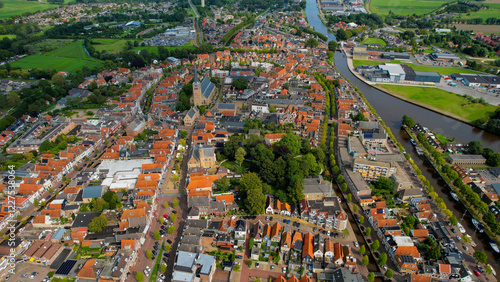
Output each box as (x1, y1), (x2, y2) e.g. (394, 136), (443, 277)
(0, 0), (499, 282)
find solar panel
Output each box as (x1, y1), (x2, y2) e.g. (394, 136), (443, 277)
(377, 208), (384, 213)
(55, 260), (77, 275)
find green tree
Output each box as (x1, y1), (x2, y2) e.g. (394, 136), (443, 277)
(234, 264), (240, 271)
(180, 130), (188, 139)
(378, 252), (387, 265)
(367, 272), (375, 282)
(214, 178), (230, 192)
(135, 271), (145, 282)
(173, 198), (179, 208)
(402, 115), (415, 128)
(359, 215), (364, 224)
(328, 40), (338, 51)
(473, 251), (487, 264)
(341, 183), (348, 192)
(362, 255), (369, 266)
(239, 173), (265, 214)
(165, 244), (171, 251)
(153, 230), (160, 240)
(365, 227), (371, 236)
(288, 176), (305, 203)
(146, 250), (153, 259)
(371, 240), (379, 250)
(161, 264), (167, 273)
(359, 245), (365, 255)
(168, 226), (175, 234)
(449, 215), (458, 226)
(385, 269), (393, 279)
(51, 73), (66, 85)
(468, 141), (483, 155)
(232, 77), (249, 91)
(353, 205), (359, 213)
(171, 213), (177, 222)
(247, 260), (253, 267)
(6, 92), (20, 108)
(88, 215), (108, 233)
(347, 194), (352, 202)
(305, 38), (319, 48)
(235, 147), (247, 167)
(428, 245), (441, 260)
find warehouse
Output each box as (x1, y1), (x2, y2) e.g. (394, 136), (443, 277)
(452, 73), (488, 87)
(429, 52), (467, 65)
(413, 71), (441, 83)
(382, 51), (410, 60)
(448, 154), (486, 165)
(379, 64), (406, 82)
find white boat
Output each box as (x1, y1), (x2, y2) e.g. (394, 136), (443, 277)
(472, 218), (485, 233)
(470, 239), (477, 248)
(490, 240), (499, 253)
(450, 192), (459, 201)
(457, 222), (466, 233)
(487, 264), (496, 276)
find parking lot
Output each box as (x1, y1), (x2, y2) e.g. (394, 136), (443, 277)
(5, 263), (51, 282)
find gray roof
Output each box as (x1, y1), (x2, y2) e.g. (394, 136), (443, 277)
(449, 154), (486, 161)
(186, 107), (199, 119)
(303, 175), (331, 196)
(234, 220), (247, 232)
(175, 251), (196, 272)
(333, 267), (364, 282)
(188, 196), (210, 208)
(197, 254), (215, 275)
(82, 185), (104, 199)
(217, 103), (235, 110)
(71, 212), (101, 228)
(200, 77), (216, 99)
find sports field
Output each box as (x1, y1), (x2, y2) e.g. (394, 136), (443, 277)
(361, 38), (386, 46)
(370, 0), (454, 16)
(396, 61), (482, 75)
(0, 0), (59, 19)
(378, 85), (498, 121)
(92, 39), (129, 54)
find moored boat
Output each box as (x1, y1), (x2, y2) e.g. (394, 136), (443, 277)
(451, 192), (459, 201)
(457, 222), (466, 233)
(490, 240), (499, 253)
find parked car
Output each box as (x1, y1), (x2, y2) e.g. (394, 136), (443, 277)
(163, 214), (169, 219)
(167, 239), (172, 244)
(354, 241), (359, 248)
(154, 246), (159, 251)
(473, 270), (481, 276)
(287, 219), (290, 224)
(477, 265), (485, 273)
(235, 255), (243, 259)
(172, 210), (177, 214)
(256, 263), (260, 268)
(463, 245), (469, 251)
(152, 250), (157, 256)
(313, 227), (317, 232)
(163, 257), (168, 263)
(451, 228), (456, 233)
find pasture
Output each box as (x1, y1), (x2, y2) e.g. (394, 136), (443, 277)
(91, 39), (129, 54)
(45, 40), (88, 59)
(11, 55), (102, 73)
(361, 38), (386, 46)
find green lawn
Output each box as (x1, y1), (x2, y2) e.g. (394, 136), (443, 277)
(370, 0), (455, 16)
(45, 40), (88, 59)
(11, 55), (102, 73)
(423, 48), (435, 53)
(353, 59), (386, 68)
(0, 34), (16, 39)
(460, 3), (500, 20)
(378, 85), (498, 121)
(361, 38), (386, 46)
(0, 0), (59, 19)
(395, 61), (482, 75)
(92, 39), (129, 54)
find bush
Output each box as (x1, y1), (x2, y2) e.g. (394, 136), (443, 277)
(173, 198), (179, 208)
(135, 271), (145, 282)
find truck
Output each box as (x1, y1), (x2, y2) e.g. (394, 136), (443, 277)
(450, 83), (457, 87)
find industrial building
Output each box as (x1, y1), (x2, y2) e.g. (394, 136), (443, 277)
(429, 52), (467, 65)
(382, 51), (411, 60)
(356, 64), (441, 83)
(452, 73), (500, 88)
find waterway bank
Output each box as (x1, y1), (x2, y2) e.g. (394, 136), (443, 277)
(340, 44), (494, 128)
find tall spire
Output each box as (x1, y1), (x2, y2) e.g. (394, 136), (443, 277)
(194, 65), (200, 84)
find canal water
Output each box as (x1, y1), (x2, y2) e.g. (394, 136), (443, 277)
(304, 0), (500, 274)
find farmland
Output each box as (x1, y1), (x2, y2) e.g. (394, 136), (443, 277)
(0, 0), (59, 19)
(369, 0), (454, 16)
(453, 24), (500, 35)
(458, 2), (500, 20)
(378, 85), (498, 122)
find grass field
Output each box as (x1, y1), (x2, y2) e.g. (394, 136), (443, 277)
(92, 39), (128, 54)
(0, 34), (16, 39)
(395, 61), (482, 75)
(370, 0), (454, 16)
(378, 85), (498, 121)
(11, 55), (102, 72)
(361, 38), (386, 46)
(453, 24), (500, 35)
(353, 59), (387, 67)
(0, 0), (59, 19)
(459, 2), (500, 20)
(45, 40), (88, 59)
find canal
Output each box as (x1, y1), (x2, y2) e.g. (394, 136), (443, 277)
(304, 0), (500, 274)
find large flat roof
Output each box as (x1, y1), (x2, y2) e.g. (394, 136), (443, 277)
(379, 64), (405, 76)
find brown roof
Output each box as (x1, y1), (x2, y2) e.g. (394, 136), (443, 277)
(271, 222), (282, 239)
(302, 233), (314, 259)
(281, 231), (291, 248)
(121, 208), (146, 220)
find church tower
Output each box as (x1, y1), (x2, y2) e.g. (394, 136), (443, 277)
(201, 0), (205, 7)
(192, 66), (202, 106)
